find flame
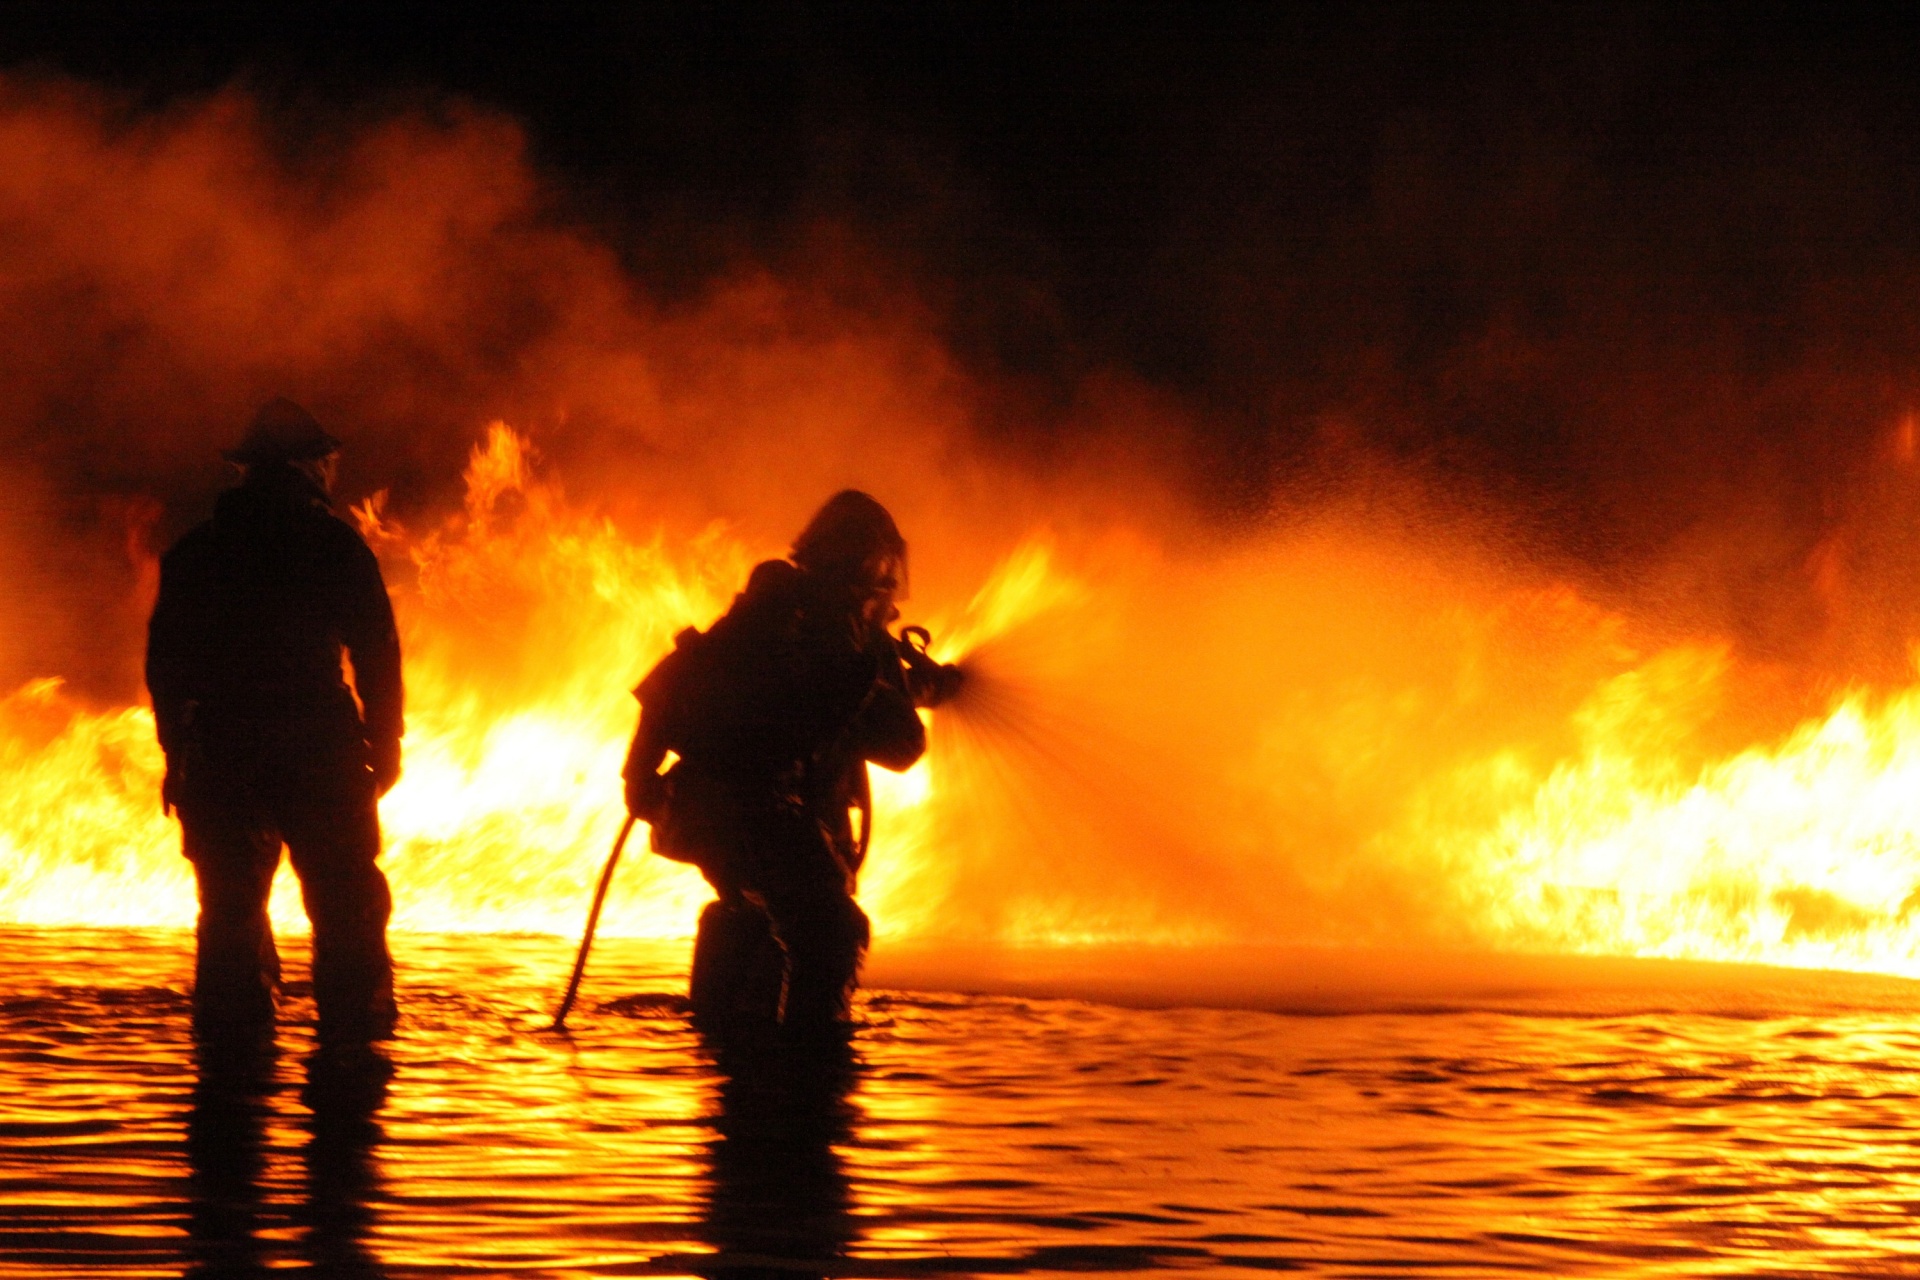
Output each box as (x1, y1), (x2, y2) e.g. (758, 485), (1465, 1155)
(1445, 646), (1920, 973)
(10, 423), (1920, 979)
(0, 678), (183, 925)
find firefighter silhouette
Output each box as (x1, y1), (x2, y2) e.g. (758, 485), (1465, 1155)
(147, 398), (404, 1049)
(624, 491), (961, 1044)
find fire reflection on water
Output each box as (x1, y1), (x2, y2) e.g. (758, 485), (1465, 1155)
(186, 1039), (389, 1277)
(7, 927), (1920, 1277)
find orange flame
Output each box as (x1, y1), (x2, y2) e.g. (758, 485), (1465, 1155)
(7, 424), (1920, 979)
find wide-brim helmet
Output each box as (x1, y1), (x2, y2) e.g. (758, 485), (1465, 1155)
(222, 398), (341, 465)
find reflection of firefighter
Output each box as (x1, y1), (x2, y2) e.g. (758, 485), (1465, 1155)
(624, 491), (961, 1043)
(146, 400), (404, 1049)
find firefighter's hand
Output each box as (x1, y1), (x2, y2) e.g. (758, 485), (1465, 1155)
(370, 738), (403, 797)
(626, 769), (669, 823)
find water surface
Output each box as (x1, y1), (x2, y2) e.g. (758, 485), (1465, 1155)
(5, 927), (1920, 1276)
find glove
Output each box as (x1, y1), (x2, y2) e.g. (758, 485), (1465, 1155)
(626, 769), (669, 823)
(369, 738), (403, 797)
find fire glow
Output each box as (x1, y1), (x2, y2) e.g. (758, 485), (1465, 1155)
(5, 422), (1920, 977)
(6, 79), (1920, 981)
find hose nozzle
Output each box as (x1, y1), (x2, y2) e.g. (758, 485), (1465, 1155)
(899, 625), (965, 708)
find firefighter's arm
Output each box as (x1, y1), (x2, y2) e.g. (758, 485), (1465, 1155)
(623, 704), (672, 821)
(625, 632), (700, 819)
(852, 638), (927, 772)
(144, 553), (192, 813)
(144, 555), (188, 760)
(340, 536), (405, 795)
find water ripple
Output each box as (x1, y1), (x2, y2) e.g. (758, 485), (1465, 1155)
(5, 927), (1920, 1276)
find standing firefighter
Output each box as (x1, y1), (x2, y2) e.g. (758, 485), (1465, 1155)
(147, 399), (404, 1050)
(624, 491), (961, 1045)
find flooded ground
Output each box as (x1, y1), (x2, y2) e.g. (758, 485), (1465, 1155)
(6, 927), (1920, 1276)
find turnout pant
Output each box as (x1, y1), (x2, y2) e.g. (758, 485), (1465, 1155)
(180, 774), (395, 1045)
(692, 804), (871, 1038)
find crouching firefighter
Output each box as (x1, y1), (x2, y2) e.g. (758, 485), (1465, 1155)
(623, 491), (962, 1045)
(146, 399), (404, 1051)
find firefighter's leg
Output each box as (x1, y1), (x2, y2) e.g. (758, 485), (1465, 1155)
(758, 876), (870, 1036)
(283, 786), (395, 1046)
(691, 868), (784, 1033)
(180, 804), (283, 1043)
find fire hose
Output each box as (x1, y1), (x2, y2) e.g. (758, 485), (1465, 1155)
(549, 814), (638, 1030)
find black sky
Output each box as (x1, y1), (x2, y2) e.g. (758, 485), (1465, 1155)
(9, 2), (1920, 559)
